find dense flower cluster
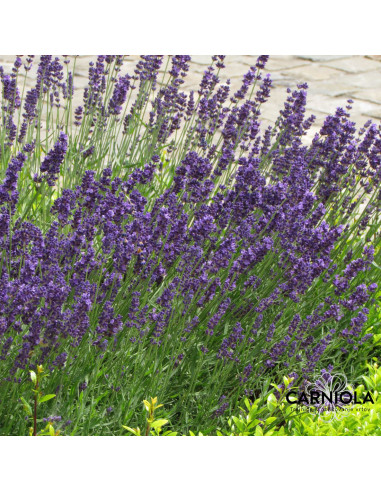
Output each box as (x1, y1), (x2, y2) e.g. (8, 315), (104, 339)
(0, 56), (379, 414)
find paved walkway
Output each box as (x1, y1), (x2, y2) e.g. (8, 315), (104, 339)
(188, 56), (381, 142)
(1, 55), (381, 142)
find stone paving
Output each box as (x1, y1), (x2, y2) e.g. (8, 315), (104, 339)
(1, 55), (381, 142)
(212, 56), (381, 142)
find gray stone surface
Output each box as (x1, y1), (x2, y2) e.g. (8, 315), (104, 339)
(297, 55), (352, 62)
(322, 56), (381, 73)
(1, 55), (380, 143)
(280, 64), (342, 81)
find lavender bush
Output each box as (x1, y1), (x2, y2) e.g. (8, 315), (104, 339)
(0, 55), (380, 435)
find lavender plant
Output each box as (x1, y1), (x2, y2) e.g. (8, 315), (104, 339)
(0, 55), (380, 435)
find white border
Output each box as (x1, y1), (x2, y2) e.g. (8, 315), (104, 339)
(0, 0), (380, 52)
(0, 436), (379, 490)
(1, 3), (380, 490)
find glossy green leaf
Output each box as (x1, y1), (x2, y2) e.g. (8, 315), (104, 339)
(150, 419), (168, 429)
(30, 371), (37, 385)
(39, 394), (56, 404)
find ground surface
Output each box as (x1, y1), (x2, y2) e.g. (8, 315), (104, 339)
(1, 55), (380, 142)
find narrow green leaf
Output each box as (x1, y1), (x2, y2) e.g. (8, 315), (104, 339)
(20, 397), (32, 416)
(122, 425), (139, 435)
(38, 394), (56, 404)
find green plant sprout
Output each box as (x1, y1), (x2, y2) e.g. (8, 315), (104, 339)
(20, 365), (58, 436)
(122, 397), (176, 436)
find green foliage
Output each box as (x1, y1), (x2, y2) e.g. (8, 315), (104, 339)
(0, 56), (380, 436)
(216, 363), (381, 436)
(13, 361), (381, 437)
(286, 402), (381, 436)
(122, 397), (176, 436)
(20, 365), (60, 436)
